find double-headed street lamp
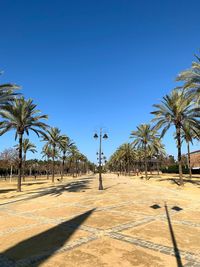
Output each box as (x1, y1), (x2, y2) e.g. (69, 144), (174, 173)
(94, 128), (108, 190)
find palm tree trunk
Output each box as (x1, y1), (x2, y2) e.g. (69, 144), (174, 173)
(128, 159), (130, 176)
(47, 156), (49, 179)
(144, 144), (148, 179)
(187, 141), (192, 179)
(61, 152), (65, 181)
(76, 160), (78, 177)
(176, 125), (183, 186)
(157, 161), (160, 175)
(61, 158), (64, 180)
(10, 165), (13, 183)
(17, 133), (23, 192)
(52, 145), (55, 183)
(149, 161), (152, 175)
(22, 153), (26, 182)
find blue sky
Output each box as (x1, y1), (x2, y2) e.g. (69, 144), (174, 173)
(0, 0), (200, 162)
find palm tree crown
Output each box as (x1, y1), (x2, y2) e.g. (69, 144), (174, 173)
(0, 71), (20, 105)
(176, 54), (200, 103)
(0, 97), (48, 137)
(22, 138), (37, 154)
(130, 124), (159, 148)
(151, 90), (199, 136)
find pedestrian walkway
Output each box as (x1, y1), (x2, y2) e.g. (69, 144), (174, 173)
(0, 174), (200, 267)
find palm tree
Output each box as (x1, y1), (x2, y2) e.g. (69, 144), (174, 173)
(130, 124), (159, 179)
(176, 54), (200, 103)
(147, 137), (166, 176)
(181, 122), (200, 179)
(43, 127), (65, 182)
(151, 89), (200, 185)
(42, 143), (53, 179)
(134, 149), (145, 175)
(59, 135), (73, 180)
(78, 154), (88, 175)
(15, 138), (37, 181)
(115, 143), (136, 175)
(0, 97), (48, 191)
(68, 144), (79, 177)
(0, 71), (20, 105)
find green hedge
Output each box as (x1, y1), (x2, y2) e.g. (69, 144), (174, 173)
(161, 165), (189, 174)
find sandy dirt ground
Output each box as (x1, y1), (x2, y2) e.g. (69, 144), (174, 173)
(0, 173), (200, 267)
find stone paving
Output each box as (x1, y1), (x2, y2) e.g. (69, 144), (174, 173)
(0, 174), (200, 267)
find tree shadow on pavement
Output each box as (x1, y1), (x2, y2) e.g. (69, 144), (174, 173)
(159, 177), (200, 186)
(0, 179), (91, 206)
(0, 189), (16, 194)
(0, 209), (95, 266)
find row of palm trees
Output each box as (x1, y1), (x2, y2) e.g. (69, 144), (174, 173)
(108, 54), (200, 185)
(0, 73), (90, 191)
(41, 128), (89, 181)
(108, 127), (165, 177)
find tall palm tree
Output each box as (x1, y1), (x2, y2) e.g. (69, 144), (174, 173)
(130, 124), (159, 179)
(176, 54), (200, 103)
(59, 135), (73, 180)
(151, 89), (200, 185)
(0, 97), (48, 191)
(43, 127), (65, 182)
(15, 138), (37, 181)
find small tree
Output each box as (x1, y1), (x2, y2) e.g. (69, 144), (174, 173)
(0, 148), (18, 181)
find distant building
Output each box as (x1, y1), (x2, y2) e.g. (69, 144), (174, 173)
(190, 150), (200, 169)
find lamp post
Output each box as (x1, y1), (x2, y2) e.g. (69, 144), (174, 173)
(94, 128), (108, 190)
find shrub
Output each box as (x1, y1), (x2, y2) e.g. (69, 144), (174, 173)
(161, 165), (189, 174)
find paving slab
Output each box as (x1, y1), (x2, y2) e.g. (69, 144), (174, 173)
(38, 237), (184, 267)
(122, 220), (200, 255)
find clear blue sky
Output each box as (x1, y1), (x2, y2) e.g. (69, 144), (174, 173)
(0, 0), (200, 162)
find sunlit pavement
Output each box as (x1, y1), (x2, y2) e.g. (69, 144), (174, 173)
(0, 173), (200, 267)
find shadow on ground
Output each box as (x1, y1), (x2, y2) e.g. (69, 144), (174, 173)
(159, 177), (200, 186)
(0, 189), (16, 194)
(104, 183), (122, 190)
(23, 182), (48, 186)
(0, 209), (94, 266)
(50, 180), (91, 196)
(165, 203), (183, 267)
(0, 178), (92, 206)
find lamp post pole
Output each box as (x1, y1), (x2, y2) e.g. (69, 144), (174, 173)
(94, 128), (108, 190)
(98, 128), (103, 190)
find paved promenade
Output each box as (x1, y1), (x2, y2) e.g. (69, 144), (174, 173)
(0, 174), (200, 267)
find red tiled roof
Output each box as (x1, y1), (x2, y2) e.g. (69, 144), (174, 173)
(190, 150), (200, 154)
